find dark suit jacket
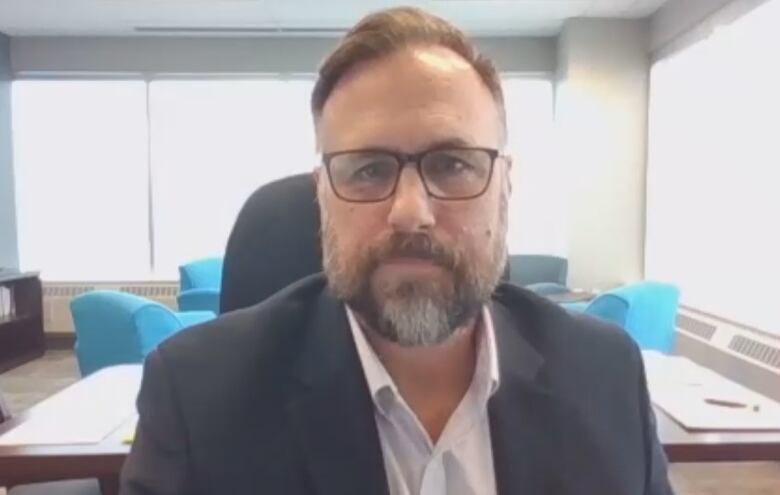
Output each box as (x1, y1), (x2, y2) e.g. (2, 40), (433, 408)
(121, 274), (674, 495)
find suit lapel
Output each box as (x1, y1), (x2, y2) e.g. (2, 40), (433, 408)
(284, 282), (615, 495)
(286, 290), (389, 495)
(488, 289), (631, 495)
(488, 299), (572, 495)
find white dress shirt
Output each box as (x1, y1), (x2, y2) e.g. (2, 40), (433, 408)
(346, 306), (500, 495)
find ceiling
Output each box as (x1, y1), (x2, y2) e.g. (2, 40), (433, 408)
(0, 0), (672, 37)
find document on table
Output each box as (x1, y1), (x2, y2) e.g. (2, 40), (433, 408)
(0, 367), (140, 446)
(643, 351), (780, 431)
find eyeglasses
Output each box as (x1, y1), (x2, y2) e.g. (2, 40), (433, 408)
(322, 147), (500, 203)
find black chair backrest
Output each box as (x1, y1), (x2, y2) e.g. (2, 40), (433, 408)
(220, 174), (323, 314)
(219, 173), (529, 313)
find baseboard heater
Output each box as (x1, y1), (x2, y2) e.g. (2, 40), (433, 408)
(42, 282), (179, 333)
(675, 306), (780, 401)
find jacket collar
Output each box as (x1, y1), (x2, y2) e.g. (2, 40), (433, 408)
(285, 279), (601, 495)
(286, 287), (390, 495)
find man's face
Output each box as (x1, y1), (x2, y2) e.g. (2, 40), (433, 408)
(316, 46), (509, 346)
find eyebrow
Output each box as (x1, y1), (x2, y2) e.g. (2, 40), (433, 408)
(321, 137), (480, 157)
(424, 137), (475, 150)
(359, 137), (476, 154)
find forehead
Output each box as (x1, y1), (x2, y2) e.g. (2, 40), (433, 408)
(318, 46), (501, 152)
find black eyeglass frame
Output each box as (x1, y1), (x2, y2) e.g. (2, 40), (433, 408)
(321, 146), (502, 203)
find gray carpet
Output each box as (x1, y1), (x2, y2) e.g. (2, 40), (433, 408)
(0, 350), (80, 415)
(1, 351), (778, 494)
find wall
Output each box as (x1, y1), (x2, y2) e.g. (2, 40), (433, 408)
(650, 0), (770, 58)
(10, 36), (556, 75)
(555, 19), (649, 290)
(0, 32), (19, 269)
(650, 0), (735, 53)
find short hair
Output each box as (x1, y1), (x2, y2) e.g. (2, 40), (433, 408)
(311, 6), (506, 144)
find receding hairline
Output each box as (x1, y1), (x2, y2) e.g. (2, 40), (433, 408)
(310, 7), (507, 146)
(330, 44), (495, 107)
(313, 43), (507, 146)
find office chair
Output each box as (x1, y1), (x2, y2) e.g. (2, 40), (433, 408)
(562, 281), (680, 353)
(177, 257), (223, 313)
(220, 173), (323, 313)
(220, 173), (522, 313)
(71, 291), (214, 376)
(506, 254), (569, 295)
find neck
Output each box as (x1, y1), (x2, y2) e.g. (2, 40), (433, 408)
(360, 314), (480, 443)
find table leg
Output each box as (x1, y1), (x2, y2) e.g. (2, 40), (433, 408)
(99, 476), (120, 495)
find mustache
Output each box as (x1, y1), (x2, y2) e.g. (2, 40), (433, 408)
(369, 233), (457, 270)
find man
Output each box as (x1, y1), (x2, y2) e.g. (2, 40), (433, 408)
(121, 7), (674, 495)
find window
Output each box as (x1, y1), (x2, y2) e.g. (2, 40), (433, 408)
(646, 0), (780, 334)
(148, 79), (317, 278)
(11, 80), (150, 280)
(12, 75), (555, 281)
(501, 77), (560, 256)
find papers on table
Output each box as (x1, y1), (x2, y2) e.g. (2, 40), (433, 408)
(0, 366), (141, 446)
(642, 351), (780, 431)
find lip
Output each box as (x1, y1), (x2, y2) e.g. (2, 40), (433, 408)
(379, 257), (442, 269)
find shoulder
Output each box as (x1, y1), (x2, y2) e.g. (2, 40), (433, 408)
(152, 273), (332, 386)
(492, 282), (642, 379)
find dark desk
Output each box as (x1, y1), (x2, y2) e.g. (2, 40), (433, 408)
(656, 408), (780, 462)
(1, 364), (779, 494)
(0, 271), (44, 372)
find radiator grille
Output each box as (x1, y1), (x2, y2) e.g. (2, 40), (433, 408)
(676, 313), (717, 341)
(43, 285), (96, 297)
(119, 285), (179, 298)
(42, 282), (179, 333)
(729, 336), (780, 370)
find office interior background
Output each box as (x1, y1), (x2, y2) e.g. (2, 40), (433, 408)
(0, 0), (779, 493)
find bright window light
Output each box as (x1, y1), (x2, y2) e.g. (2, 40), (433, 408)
(12, 80), (150, 281)
(10, 75), (556, 281)
(501, 77), (560, 256)
(148, 78), (317, 278)
(646, 0), (780, 334)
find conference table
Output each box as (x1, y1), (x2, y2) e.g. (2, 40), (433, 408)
(0, 365), (138, 494)
(1, 363), (780, 494)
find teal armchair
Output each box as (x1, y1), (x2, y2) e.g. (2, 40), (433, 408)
(562, 281), (680, 353)
(71, 291), (215, 376)
(506, 254), (569, 295)
(178, 257), (223, 314)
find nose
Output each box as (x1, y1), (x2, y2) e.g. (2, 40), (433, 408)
(387, 165), (436, 233)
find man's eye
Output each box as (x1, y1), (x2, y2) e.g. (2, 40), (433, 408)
(430, 156), (473, 175)
(353, 162), (393, 180)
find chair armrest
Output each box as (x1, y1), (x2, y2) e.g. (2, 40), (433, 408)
(133, 305), (189, 357)
(585, 294), (630, 327)
(525, 282), (569, 296)
(177, 288), (221, 314)
(175, 310), (216, 328)
(560, 301), (589, 312)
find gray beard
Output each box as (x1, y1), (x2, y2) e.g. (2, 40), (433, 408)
(378, 292), (455, 346)
(320, 185), (508, 348)
(355, 277), (481, 347)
